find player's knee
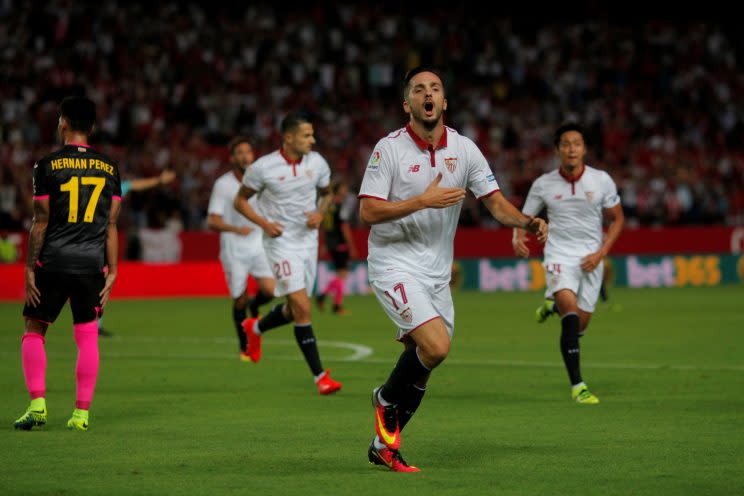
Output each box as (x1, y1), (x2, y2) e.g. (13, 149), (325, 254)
(288, 300), (311, 323)
(24, 319), (48, 336)
(419, 340), (450, 368)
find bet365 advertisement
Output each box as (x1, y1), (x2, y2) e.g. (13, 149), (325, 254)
(317, 255), (744, 294)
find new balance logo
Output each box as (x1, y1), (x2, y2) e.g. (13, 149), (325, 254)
(407, 164), (421, 173)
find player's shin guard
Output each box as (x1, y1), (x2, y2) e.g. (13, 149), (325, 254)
(232, 305), (248, 351)
(22, 333), (46, 400)
(560, 313), (582, 385)
(256, 304), (290, 334)
(73, 321), (99, 410)
(398, 383), (426, 432)
(380, 348), (430, 405)
(294, 324), (324, 376)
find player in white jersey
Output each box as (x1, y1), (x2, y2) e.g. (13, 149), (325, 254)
(207, 137), (275, 361)
(233, 114), (342, 395)
(513, 123), (625, 404)
(359, 67), (548, 472)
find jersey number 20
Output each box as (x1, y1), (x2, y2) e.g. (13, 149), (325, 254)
(60, 177), (105, 223)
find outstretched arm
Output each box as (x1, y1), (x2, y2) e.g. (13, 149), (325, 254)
(127, 170), (176, 192)
(482, 191), (548, 249)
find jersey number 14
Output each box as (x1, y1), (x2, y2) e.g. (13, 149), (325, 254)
(60, 176), (105, 223)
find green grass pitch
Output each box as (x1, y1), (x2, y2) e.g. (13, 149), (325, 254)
(1, 287), (743, 495)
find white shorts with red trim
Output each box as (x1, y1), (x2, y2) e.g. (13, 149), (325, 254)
(264, 242), (318, 297)
(370, 270), (454, 341)
(544, 260), (604, 313)
(220, 251), (273, 299)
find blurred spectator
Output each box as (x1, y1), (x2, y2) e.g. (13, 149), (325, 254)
(1, 2), (742, 239)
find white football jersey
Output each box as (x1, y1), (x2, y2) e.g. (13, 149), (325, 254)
(522, 165), (620, 264)
(243, 149), (331, 249)
(359, 125), (500, 283)
(207, 171), (263, 261)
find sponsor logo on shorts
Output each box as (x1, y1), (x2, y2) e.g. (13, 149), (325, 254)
(399, 307), (413, 323)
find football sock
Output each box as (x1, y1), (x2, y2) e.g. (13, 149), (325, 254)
(232, 305), (247, 351)
(248, 291), (273, 318)
(73, 320), (99, 410)
(21, 332), (46, 400)
(398, 383), (426, 432)
(294, 324), (323, 376)
(380, 348), (430, 405)
(330, 278), (345, 306)
(256, 303), (290, 334)
(560, 312), (582, 385)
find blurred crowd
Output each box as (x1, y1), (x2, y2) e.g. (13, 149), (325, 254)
(1, 2), (743, 237)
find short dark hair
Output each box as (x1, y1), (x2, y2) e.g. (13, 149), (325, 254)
(402, 65), (445, 99)
(228, 136), (252, 155)
(280, 113), (311, 134)
(59, 96), (96, 134)
(553, 122), (585, 148)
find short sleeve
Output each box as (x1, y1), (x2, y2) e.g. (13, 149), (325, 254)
(316, 154), (331, 189)
(464, 139), (500, 199)
(120, 180), (131, 197)
(32, 162), (48, 198)
(601, 172), (620, 209)
(522, 178), (545, 216)
(359, 141), (394, 200)
(242, 161), (264, 192)
(207, 179), (228, 216)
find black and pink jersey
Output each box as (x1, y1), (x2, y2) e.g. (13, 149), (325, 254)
(32, 144), (121, 274)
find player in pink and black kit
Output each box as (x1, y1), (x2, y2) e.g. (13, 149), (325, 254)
(15, 96), (121, 432)
(316, 181), (358, 315)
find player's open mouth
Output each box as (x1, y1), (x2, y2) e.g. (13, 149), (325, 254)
(424, 102), (434, 116)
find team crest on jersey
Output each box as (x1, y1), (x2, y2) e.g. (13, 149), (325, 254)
(444, 157), (457, 173)
(399, 307), (413, 323)
(367, 150), (381, 170)
(306, 169), (314, 179)
(585, 191), (594, 201)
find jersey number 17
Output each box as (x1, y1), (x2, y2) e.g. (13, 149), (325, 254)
(59, 176), (106, 223)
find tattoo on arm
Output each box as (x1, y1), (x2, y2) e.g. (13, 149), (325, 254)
(26, 201), (49, 267)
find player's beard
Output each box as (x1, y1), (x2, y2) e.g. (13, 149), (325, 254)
(411, 105), (443, 132)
